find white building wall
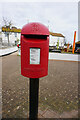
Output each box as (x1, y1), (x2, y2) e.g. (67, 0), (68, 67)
(9, 33), (16, 44)
(49, 35), (65, 47)
(59, 37), (65, 47)
(2, 32), (21, 45)
(17, 33), (21, 40)
(17, 33), (21, 43)
(2, 32), (8, 44)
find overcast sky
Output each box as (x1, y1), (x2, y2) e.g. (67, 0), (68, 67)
(0, 2), (78, 44)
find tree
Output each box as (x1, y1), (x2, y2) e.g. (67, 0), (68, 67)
(3, 17), (12, 28)
(2, 17), (13, 46)
(56, 39), (59, 50)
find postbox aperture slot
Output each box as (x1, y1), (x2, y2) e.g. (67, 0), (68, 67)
(23, 35), (47, 40)
(30, 48), (40, 64)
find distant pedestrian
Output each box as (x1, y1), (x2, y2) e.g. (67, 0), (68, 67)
(17, 44), (21, 55)
(17, 44), (19, 48)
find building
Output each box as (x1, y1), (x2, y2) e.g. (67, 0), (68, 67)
(1, 26), (21, 46)
(1, 27), (65, 49)
(49, 32), (65, 49)
(0, 28), (2, 48)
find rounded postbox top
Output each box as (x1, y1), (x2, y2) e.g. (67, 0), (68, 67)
(21, 22), (49, 36)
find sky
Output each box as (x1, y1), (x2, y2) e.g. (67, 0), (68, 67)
(0, 1), (79, 44)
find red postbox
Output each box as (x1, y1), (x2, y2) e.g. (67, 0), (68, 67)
(21, 22), (49, 78)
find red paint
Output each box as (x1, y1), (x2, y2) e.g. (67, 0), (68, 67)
(21, 22), (49, 35)
(21, 22), (49, 78)
(17, 44), (19, 48)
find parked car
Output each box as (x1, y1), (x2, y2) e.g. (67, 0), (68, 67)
(75, 48), (80, 54)
(51, 49), (61, 53)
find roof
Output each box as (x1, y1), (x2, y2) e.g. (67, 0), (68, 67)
(50, 32), (65, 38)
(2, 27), (21, 33)
(12, 26), (17, 29)
(75, 41), (80, 44)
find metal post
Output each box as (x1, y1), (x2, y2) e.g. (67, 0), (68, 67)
(29, 78), (39, 120)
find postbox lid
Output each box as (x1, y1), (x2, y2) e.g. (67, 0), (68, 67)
(21, 22), (49, 36)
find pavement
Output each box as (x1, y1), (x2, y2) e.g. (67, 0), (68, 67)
(49, 52), (80, 62)
(0, 46), (18, 56)
(2, 52), (79, 119)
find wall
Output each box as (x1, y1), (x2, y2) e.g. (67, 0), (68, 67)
(2, 32), (21, 45)
(49, 35), (65, 47)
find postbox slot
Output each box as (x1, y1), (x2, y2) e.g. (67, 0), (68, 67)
(23, 35), (47, 40)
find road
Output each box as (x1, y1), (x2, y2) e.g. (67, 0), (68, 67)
(2, 52), (79, 118)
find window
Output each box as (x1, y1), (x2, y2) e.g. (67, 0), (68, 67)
(5, 32), (8, 37)
(15, 33), (17, 37)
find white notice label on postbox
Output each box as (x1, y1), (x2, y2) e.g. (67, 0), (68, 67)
(30, 48), (40, 64)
